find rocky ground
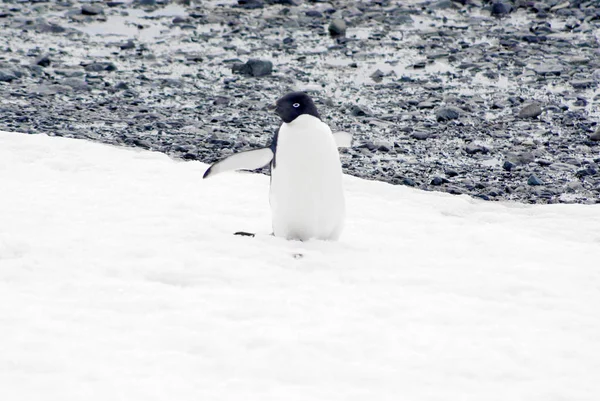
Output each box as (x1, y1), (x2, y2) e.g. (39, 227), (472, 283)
(1, 0), (599, 204)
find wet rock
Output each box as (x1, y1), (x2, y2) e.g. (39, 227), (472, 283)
(232, 59), (272, 77)
(527, 174), (545, 186)
(84, 62), (117, 72)
(81, 5), (103, 15)
(435, 106), (461, 121)
(328, 19), (347, 36)
(518, 103), (542, 118)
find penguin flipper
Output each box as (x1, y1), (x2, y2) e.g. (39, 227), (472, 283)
(203, 147), (274, 179)
(332, 131), (353, 148)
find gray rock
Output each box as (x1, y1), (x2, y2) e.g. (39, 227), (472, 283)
(535, 64), (564, 76)
(232, 59), (272, 77)
(465, 143), (488, 154)
(431, 176), (449, 186)
(350, 105), (372, 117)
(527, 174), (545, 186)
(328, 19), (347, 36)
(435, 106), (462, 121)
(62, 78), (89, 91)
(491, 2), (512, 17)
(119, 40), (135, 50)
(571, 80), (595, 89)
(32, 84), (73, 95)
(502, 160), (516, 171)
(518, 103), (542, 118)
(411, 131), (431, 140)
(305, 10), (323, 18)
(0, 68), (17, 82)
(84, 62), (117, 72)
(34, 54), (51, 67)
(590, 127), (600, 141)
(81, 4), (103, 15)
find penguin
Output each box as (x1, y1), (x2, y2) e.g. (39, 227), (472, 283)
(203, 92), (351, 241)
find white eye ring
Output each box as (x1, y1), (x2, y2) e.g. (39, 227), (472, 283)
(292, 103), (300, 108)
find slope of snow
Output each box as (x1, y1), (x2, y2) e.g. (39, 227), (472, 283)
(1, 130), (599, 401)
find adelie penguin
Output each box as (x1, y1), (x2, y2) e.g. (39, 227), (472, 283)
(203, 92), (352, 241)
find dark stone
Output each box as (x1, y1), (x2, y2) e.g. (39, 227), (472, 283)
(81, 4), (103, 15)
(84, 62), (117, 72)
(431, 176), (449, 186)
(328, 19), (347, 36)
(590, 127), (600, 141)
(518, 103), (542, 118)
(503, 160), (516, 171)
(232, 59), (272, 77)
(527, 174), (545, 186)
(237, 0), (264, 9)
(34, 54), (51, 67)
(350, 105), (371, 117)
(305, 10), (323, 18)
(446, 170), (459, 177)
(119, 40), (135, 50)
(435, 106), (461, 121)
(491, 2), (512, 17)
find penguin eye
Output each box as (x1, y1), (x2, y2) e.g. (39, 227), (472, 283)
(292, 103), (300, 108)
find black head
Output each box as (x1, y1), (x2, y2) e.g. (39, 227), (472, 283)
(274, 92), (321, 123)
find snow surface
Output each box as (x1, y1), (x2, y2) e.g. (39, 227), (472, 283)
(1, 130), (599, 401)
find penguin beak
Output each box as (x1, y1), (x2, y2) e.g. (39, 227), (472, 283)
(267, 103), (276, 111)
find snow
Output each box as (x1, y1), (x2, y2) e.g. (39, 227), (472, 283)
(1, 130), (599, 401)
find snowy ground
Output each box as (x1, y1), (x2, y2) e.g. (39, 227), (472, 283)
(1, 130), (599, 401)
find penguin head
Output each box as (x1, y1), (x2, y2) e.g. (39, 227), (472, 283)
(275, 92), (321, 124)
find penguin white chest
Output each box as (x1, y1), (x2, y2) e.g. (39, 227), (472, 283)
(270, 115), (345, 241)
